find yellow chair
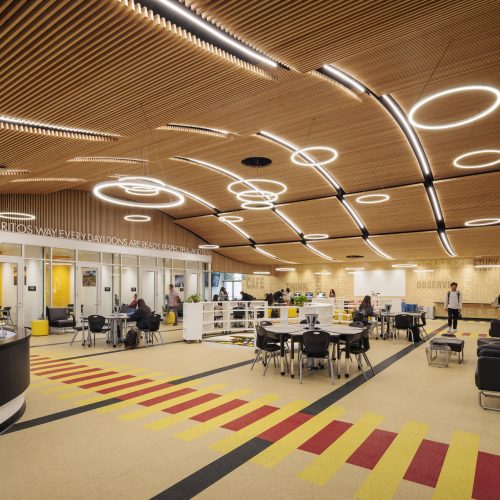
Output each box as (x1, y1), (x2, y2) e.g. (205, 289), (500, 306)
(288, 308), (298, 318)
(165, 311), (176, 325)
(31, 319), (49, 336)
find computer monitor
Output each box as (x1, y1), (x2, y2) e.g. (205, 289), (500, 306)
(317, 292), (325, 298)
(119, 304), (129, 313)
(293, 292), (301, 297)
(305, 292), (313, 300)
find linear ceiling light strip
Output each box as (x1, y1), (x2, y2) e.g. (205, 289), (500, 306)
(0, 115), (119, 142)
(254, 246), (296, 264)
(69, 157), (148, 164)
(158, 123), (234, 138)
(305, 243), (335, 261)
(364, 237), (393, 260)
(316, 65), (455, 258)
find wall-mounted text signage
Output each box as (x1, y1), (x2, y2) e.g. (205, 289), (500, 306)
(28, 286), (36, 291)
(104, 287), (111, 292)
(131, 287), (137, 292)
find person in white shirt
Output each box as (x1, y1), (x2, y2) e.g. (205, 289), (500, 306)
(444, 282), (462, 333)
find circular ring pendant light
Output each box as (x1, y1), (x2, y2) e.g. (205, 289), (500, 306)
(290, 146), (338, 166)
(228, 179), (287, 210)
(0, 212), (36, 220)
(453, 149), (500, 169)
(356, 194), (390, 204)
(219, 215), (243, 223)
(124, 215), (151, 222)
(464, 218), (500, 227)
(304, 233), (329, 240)
(198, 244), (219, 249)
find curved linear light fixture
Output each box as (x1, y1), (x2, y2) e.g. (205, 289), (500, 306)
(475, 264), (500, 268)
(0, 168), (31, 176)
(124, 215), (151, 222)
(304, 234), (329, 240)
(0, 114), (119, 142)
(69, 157), (148, 165)
(219, 217), (253, 242)
(453, 150), (500, 169)
(345, 267), (365, 271)
(414, 269), (434, 273)
(340, 199), (365, 231)
(356, 194), (390, 204)
(315, 272), (331, 275)
(158, 123), (234, 138)
(145, 0), (279, 68)
(391, 264), (418, 268)
(364, 237), (393, 259)
(198, 244), (219, 249)
(273, 208), (303, 236)
(464, 218), (500, 227)
(93, 177), (185, 209)
(276, 267), (296, 272)
(0, 212), (36, 220)
(254, 246), (296, 264)
(290, 147), (338, 167)
(11, 177), (86, 183)
(321, 65), (367, 94)
(438, 231), (457, 257)
(253, 271), (270, 275)
(305, 243), (335, 261)
(409, 85), (500, 130)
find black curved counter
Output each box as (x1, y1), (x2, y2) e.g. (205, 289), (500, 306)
(0, 330), (30, 433)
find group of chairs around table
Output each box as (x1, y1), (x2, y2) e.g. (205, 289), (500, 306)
(371, 311), (430, 343)
(252, 319), (375, 384)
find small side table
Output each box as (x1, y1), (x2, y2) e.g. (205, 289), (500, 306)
(31, 320), (49, 336)
(430, 337), (464, 364)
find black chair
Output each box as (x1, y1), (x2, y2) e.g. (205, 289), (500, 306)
(340, 327), (375, 380)
(251, 326), (285, 375)
(300, 319), (320, 325)
(393, 314), (412, 341)
(415, 312), (429, 341)
(69, 315), (87, 347)
(46, 307), (74, 333)
(476, 344), (500, 411)
(352, 311), (364, 323)
(87, 315), (110, 346)
(489, 320), (500, 338)
(300, 330), (334, 384)
(144, 314), (164, 346)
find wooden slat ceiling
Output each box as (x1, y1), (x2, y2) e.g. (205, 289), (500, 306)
(0, 0), (498, 266)
(447, 226), (500, 257)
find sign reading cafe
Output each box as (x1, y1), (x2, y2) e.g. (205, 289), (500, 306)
(0, 220), (210, 255)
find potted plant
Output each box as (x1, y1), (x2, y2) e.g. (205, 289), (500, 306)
(186, 293), (202, 303)
(294, 295), (307, 307)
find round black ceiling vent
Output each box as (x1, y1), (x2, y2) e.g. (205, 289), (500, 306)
(241, 157), (272, 168)
(346, 255), (364, 259)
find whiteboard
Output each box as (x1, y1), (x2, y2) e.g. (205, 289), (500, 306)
(354, 270), (406, 297)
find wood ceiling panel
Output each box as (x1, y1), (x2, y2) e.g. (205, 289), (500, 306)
(311, 238), (384, 261)
(435, 171), (500, 228)
(219, 210), (299, 243)
(447, 226), (500, 257)
(276, 197), (361, 238)
(258, 242), (330, 264)
(214, 246), (277, 266)
(369, 232), (449, 260)
(175, 215), (249, 246)
(344, 184), (436, 234)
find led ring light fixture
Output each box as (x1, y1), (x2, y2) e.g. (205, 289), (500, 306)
(304, 233), (329, 240)
(409, 85), (500, 130)
(356, 194), (390, 204)
(198, 244), (219, 249)
(464, 218), (500, 227)
(453, 149), (500, 169)
(219, 215), (243, 223)
(124, 215), (151, 222)
(0, 212), (36, 220)
(290, 146), (338, 166)
(93, 176), (184, 209)
(228, 179), (287, 210)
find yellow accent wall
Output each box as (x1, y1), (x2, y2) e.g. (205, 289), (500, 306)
(47, 265), (71, 307)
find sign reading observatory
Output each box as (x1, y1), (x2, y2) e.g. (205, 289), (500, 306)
(1, 220), (210, 255)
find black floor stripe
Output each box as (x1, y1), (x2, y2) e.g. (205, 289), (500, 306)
(2, 398), (120, 435)
(169, 360), (253, 385)
(153, 323), (448, 499)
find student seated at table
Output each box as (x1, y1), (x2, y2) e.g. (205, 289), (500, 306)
(128, 298), (151, 330)
(356, 295), (373, 325)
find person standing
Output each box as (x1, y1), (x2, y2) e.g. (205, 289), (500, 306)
(166, 284), (180, 326)
(444, 282), (462, 333)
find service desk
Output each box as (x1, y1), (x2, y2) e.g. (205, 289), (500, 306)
(0, 328), (30, 433)
(434, 302), (500, 320)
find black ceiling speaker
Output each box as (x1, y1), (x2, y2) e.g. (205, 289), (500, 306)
(241, 157), (272, 168)
(346, 255), (364, 259)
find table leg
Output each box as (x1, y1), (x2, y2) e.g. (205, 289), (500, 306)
(290, 340), (295, 378)
(280, 336), (285, 376)
(337, 341), (341, 378)
(345, 338), (350, 378)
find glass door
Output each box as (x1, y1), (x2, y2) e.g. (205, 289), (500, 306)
(0, 256), (22, 330)
(77, 263), (100, 318)
(139, 268), (157, 313)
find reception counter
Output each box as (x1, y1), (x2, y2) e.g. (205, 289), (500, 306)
(434, 302), (500, 321)
(0, 329), (30, 433)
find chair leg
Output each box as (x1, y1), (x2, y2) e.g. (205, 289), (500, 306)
(70, 329), (79, 346)
(263, 352), (271, 376)
(157, 330), (164, 345)
(251, 349), (261, 370)
(357, 354), (368, 380)
(299, 352), (303, 384)
(328, 357), (334, 385)
(363, 352), (375, 376)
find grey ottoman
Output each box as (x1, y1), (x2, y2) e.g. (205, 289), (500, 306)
(431, 337), (464, 364)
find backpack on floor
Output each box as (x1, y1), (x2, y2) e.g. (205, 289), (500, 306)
(124, 327), (141, 349)
(409, 325), (421, 343)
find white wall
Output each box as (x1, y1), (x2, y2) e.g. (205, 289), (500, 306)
(121, 267), (138, 306)
(24, 259), (44, 324)
(187, 273), (199, 298)
(1, 263), (18, 324)
(140, 270), (155, 311)
(79, 266), (98, 316)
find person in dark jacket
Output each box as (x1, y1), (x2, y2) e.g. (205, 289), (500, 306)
(128, 298), (151, 330)
(357, 295), (373, 324)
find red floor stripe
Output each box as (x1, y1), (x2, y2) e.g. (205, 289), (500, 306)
(51, 369), (102, 381)
(403, 439), (449, 488)
(462, 332), (471, 336)
(140, 388), (195, 407)
(258, 412), (313, 442)
(31, 362), (74, 371)
(222, 405), (278, 431)
(60, 371), (115, 383)
(97, 378), (153, 394)
(299, 420), (353, 455)
(36, 365), (87, 376)
(117, 382), (174, 400)
(473, 451), (500, 500)
(78, 375), (131, 389)
(192, 399), (248, 422)
(478, 334), (487, 338)
(347, 429), (397, 469)
(164, 393), (220, 414)
(31, 359), (67, 367)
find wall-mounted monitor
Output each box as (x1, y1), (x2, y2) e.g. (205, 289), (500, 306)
(317, 292), (325, 298)
(293, 292), (301, 297)
(305, 292), (313, 299)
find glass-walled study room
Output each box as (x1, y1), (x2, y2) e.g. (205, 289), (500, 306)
(0, 242), (208, 329)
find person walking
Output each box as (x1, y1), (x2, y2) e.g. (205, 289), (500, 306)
(166, 284), (180, 326)
(444, 282), (462, 333)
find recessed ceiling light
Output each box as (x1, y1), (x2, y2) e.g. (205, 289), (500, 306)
(315, 272), (331, 275)
(69, 157), (147, 165)
(465, 218), (500, 226)
(241, 157), (272, 168)
(158, 123), (233, 138)
(345, 267), (365, 271)
(414, 269), (434, 273)
(356, 194), (390, 204)
(391, 264), (418, 268)
(304, 234), (329, 240)
(253, 271), (270, 275)
(11, 177), (86, 183)
(0, 114), (119, 141)
(93, 176), (184, 209)
(276, 267), (296, 272)
(198, 244), (219, 249)
(409, 85), (500, 130)
(124, 215), (151, 222)
(219, 215), (243, 223)
(474, 264), (500, 268)
(0, 212), (36, 220)
(290, 147), (338, 167)
(453, 150), (500, 169)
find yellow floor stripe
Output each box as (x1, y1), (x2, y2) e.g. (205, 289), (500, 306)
(433, 430), (480, 500)
(356, 421), (429, 499)
(73, 375), (176, 405)
(211, 400), (309, 454)
(251, 405), (346, 469)
(96, 379), (204, 414)
(299, 413), (384, 486)
(175, 394), (279, 442)
(119, 384), (226, 422)
(58, 371), (164, 400)
(146, 389), (253, 431)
